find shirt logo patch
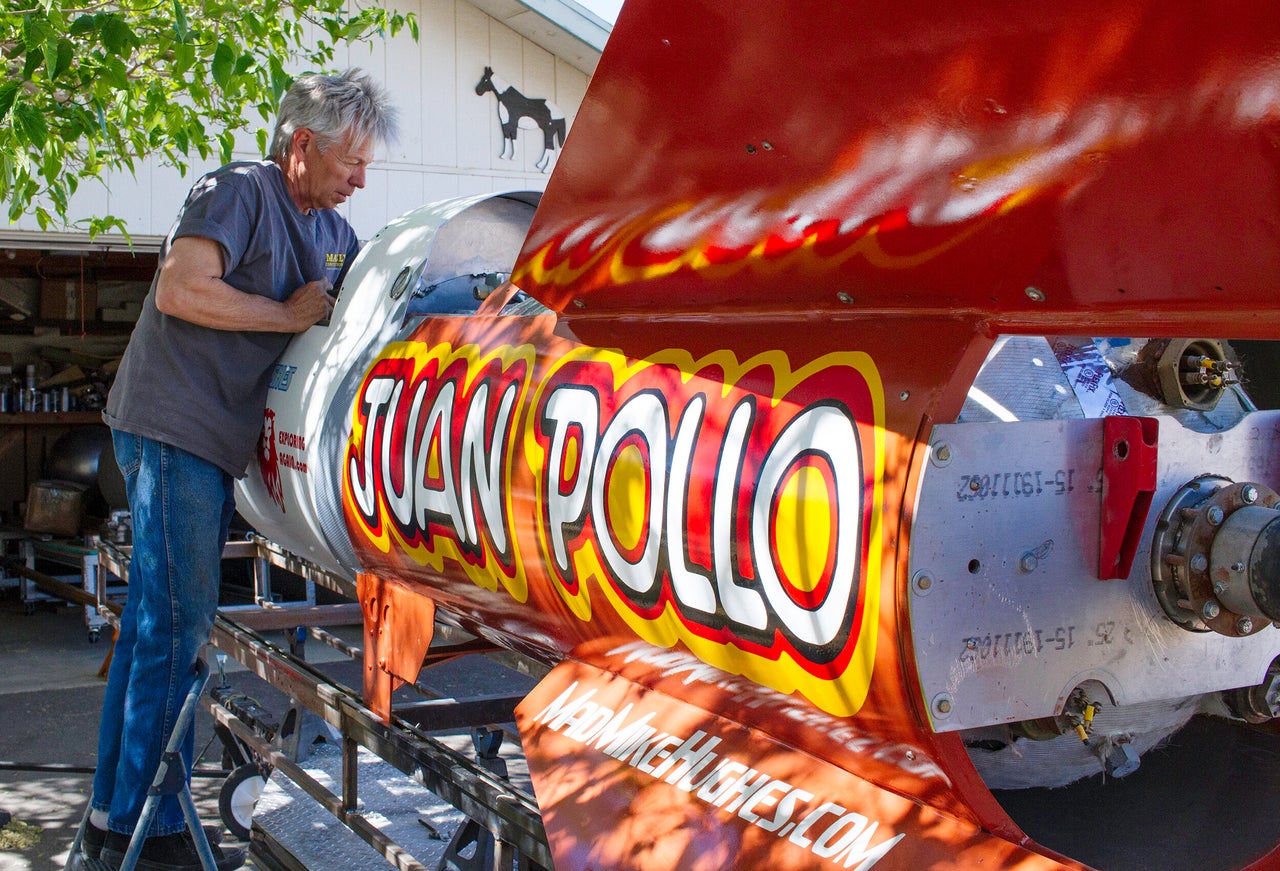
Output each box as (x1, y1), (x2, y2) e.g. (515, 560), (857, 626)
(325, 252), (346, 269)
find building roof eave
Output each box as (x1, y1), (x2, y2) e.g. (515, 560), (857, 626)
(468, 0), (610, 74)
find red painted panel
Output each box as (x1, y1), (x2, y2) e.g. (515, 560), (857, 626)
(516, 655), (1088, 871)
(517, 0), (1280, 337)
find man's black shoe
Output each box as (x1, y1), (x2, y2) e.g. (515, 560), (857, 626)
(82, 822), (109, 860)
(84, 822), (224, 860)
(101, 829), (244, 871)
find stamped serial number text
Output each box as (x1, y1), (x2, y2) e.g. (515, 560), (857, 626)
(956, 469), (1076, 502)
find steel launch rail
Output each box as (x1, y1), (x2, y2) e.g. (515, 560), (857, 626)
(93, 535), (554, 871)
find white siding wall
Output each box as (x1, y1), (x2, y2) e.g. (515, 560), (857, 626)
(12, 0), (591, 246)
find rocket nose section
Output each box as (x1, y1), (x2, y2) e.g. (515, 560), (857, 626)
(235, 191), (544, 580)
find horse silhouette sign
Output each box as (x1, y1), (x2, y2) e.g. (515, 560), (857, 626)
(475, 67), (567, 172)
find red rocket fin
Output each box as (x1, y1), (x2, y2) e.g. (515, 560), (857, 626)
(515, 653), (1085, 871)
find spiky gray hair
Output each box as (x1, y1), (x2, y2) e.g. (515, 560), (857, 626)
(268, 68), (399, 162)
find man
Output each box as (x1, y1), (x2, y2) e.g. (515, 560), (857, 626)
(84, 69), (398, 871)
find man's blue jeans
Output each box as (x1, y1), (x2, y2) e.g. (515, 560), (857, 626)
(92, 431), (235, 836)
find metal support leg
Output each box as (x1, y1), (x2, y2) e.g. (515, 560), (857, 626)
(439, 727), (550, 871)
(252, 552), (273, 607)
(342, 735), (360, 815)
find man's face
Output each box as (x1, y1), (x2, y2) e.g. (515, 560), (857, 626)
(291, 128), (374, 212)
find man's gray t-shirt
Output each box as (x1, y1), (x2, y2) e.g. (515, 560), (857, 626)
(104, 160), (359, 477)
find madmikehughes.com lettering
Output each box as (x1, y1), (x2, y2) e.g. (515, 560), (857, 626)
(530, 681), (905, 870)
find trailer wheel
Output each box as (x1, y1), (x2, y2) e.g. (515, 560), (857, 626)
(218, 764), (267, 841)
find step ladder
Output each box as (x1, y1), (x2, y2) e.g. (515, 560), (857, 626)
(67, 657), (220, 871)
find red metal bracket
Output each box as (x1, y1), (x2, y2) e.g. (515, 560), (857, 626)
(358, 572), (436, 723)
(1098, 416), (1159, 580)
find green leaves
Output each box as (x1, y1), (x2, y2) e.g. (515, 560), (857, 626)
(99, 14), (136, 55)
(51, 39), (74, 79)
(0, 84), (19, 122)
(1, 0), (419, 234)
(69, 14), (97, 36)
(217, 130), (235, 166)
(211, 42), (236, 91)
(22, 12), (58, 54)
(268, 56), (290, 104)
(172, 0), (189, 41)
(13, 106), (48, 151)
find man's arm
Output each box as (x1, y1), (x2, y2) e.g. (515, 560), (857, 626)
(154, 236), (334, 332)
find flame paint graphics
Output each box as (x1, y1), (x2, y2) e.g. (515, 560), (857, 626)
(344, 342), (535, 602)
(513, 145), (1039, 302)
(529, 349), (886, 718)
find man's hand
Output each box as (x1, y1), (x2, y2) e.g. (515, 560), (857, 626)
(284, 280), (336, 332)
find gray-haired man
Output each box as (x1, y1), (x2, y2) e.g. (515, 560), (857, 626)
(85, 69), (398, 871)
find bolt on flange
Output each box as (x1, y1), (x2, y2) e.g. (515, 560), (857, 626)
(1151, 477), (1280, 637)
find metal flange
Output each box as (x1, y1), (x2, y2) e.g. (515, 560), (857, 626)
(1150, 476), (1279, 636)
